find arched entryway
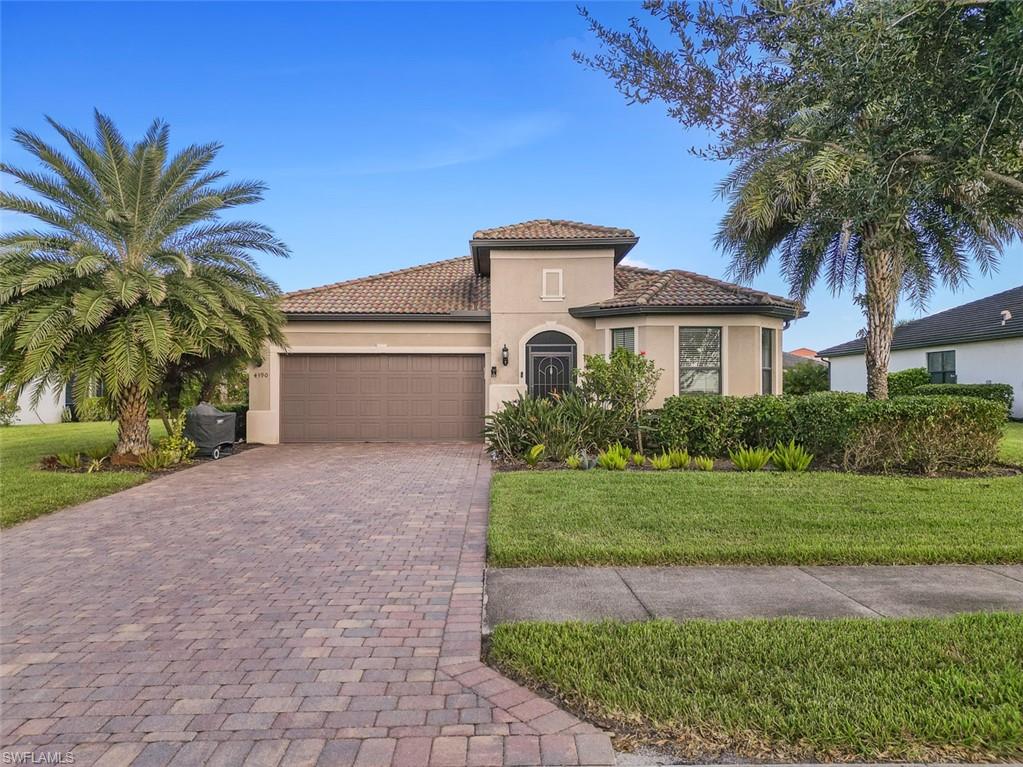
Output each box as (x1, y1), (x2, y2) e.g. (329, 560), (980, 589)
(525, 330), (577, 398)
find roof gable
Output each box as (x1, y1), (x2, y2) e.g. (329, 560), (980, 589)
(818, 285), (1023, 357)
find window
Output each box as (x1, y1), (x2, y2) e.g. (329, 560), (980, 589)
(611, 327), (635, 354)
(541, 269), (563, 300)
(761, 328), (774, 394)
(927, 350), (956, 383)
(679, 327), (721, 394)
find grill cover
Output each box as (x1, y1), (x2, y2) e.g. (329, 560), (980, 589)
(184, 403), (236, 453)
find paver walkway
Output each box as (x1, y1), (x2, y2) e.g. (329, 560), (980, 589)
(486, 565), (1023, 625)
(1, 444), (615, 766)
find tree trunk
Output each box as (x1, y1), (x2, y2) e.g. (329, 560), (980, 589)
(114, 383), (151, 460)
(862, 233), (903, 400)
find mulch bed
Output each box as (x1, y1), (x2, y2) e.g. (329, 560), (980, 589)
(39, 442), (260, 475)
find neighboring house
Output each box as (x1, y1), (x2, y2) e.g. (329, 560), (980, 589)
(11, 381), (66, 425)
(818, 285), (1023, 418)
(783, 350), (825, 369)
(247, 220), (803, 444)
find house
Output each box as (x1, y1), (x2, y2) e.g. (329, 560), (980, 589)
(246, 220), (803, 444)
(10, 382), (66, 425)
(783, 350), (825, 369)
(818, 285), (1023, 418)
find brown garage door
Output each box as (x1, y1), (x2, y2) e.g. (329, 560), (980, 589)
(280, 354), (485, 443)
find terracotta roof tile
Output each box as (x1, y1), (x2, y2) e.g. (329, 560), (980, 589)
(281, 257), (800, 319)
(281, 257), (489, 316)
(472, 219), (635, 240)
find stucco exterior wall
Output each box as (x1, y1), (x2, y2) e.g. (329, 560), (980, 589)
(247, 321), (491, 444)
(487, 248), (612, 411)
(12, 381), (66, 425)
(826, 337), (1023, 418)
(595, 315), (785, 406)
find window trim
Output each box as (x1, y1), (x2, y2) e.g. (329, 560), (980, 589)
(678, 326), (723, 395)
(610, 326), (636, 355)
(761, 327), (774, 394)
(540, 268), (564, 301)
(926, 349), (957, 384)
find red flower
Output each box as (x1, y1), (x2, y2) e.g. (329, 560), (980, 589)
(639, 350), (647, 356)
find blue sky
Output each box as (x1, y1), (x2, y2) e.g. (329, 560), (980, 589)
(3, 1), (1020, 351)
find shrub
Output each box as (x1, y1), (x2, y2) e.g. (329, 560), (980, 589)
(631, 452), (647, 467)
(56, 451), (81, 469)
(693, 455), (715, 471)
(783, 361), (829, 395)
(729, 445), (773, 471)
(788, 392), (865, 459)
(0, 388), (17, 426)
(911, 383), (1014, 416)
(139, 450), (176, 472)
(667, 448), (690, 469)
(158, 411), (197, 462)
(576, 348), (662, 453)
(772, 440), (814, 472)
(523, 444), (545, 467)
(649, 453), (672, 470)
(566, 455), (583, 470)
(484, 393), (626, 461)
(888, 367), (930, 397)
(597, 444), (629, 470)
(843, 395), (1004, 474)
(74, 396), (112, 422)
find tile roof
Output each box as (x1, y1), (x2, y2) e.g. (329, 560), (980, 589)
(281, 257), (801, 320)
(281, 257), (489, 317)
(571, 267), (803, 318)
(784, 351), (826, 369)
(472, 219), (635, 240)
(818, 285), (1023, 357)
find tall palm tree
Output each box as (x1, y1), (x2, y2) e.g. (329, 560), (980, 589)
(0, 112), (288, 457)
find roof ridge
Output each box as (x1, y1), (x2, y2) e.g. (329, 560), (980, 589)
(283, 256), (473, 298)
(634, 272), (675, 305)
(472, 219), (635, 239)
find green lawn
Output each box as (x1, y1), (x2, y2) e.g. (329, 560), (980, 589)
(0, 420), (166, 528)
(489, 469), (1023, 566)
(1000, 421), (1023, 465)
(488, 615), (1023, 762)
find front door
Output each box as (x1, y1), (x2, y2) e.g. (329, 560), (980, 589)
(525, 331), (577, 398)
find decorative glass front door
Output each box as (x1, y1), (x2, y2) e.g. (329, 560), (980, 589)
(526, 331), (576, 398)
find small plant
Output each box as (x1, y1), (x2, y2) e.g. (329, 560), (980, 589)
(772, 440), (814, 472)
(649, 453), (672, 470)
(566, 454), (582, 470)
(523, 444), (545, 467)
(693, 455), (715, 471)
(86, 456), (107, 474)
(158, 411), (197, 462)
(667, 448), (690, 469)
(729, 445), (774, 471)
(631, 452), (647, 467)
(139, 450), (176, 472)
(0, 388), (16, 427)
(596, 448), (628, 471)
(604, 442), (633, 463)
(60, 406), (74, 424)
(56, 451), (82, 469)
(84, 443), (114, 461)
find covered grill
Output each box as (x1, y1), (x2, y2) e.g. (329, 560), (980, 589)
(184, 403), (236, 459)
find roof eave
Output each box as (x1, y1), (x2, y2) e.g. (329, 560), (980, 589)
(568, 303), (804, 320)
(818, 327), (1023, 358)
(284, 311), (491, 323)
(470, 236), (639, 276)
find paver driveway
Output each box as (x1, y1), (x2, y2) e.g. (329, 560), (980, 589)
(1, 444), (614, 766)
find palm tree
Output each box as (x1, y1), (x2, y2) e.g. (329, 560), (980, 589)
(716, 143), (1020, 397)
(0, 112), (288, 458)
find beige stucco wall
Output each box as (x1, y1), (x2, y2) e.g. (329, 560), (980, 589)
(487, 247), (613, 410)
(247, 321), (491, 444)
(595, 315), (785, 406)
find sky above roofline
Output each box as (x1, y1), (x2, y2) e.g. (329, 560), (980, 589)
(2, 1), (1020, 351)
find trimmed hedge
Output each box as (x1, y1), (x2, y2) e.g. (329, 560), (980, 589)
(652, 392), (1005, 473)
(888, 367), (930, 397)
(911, 383), (1014, 416)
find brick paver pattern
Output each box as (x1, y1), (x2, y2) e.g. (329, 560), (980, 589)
(1, 444), (614, 766)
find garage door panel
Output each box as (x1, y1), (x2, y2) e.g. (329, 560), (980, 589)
(281, 354), (483, 443)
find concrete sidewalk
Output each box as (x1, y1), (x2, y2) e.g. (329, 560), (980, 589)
(485, 565), (1023, 626)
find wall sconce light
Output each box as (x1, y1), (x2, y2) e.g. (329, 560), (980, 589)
(501, 345), (509, 366)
